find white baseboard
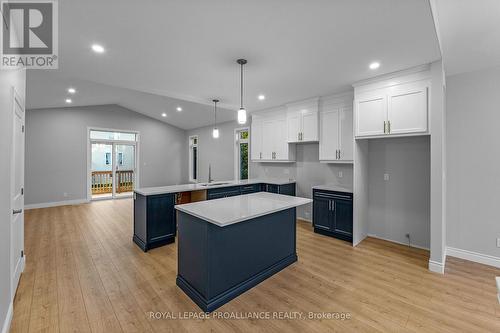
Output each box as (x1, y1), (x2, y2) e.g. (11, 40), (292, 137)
(428, 260), (445, 274)
(367, 233), (430, 251)
(25, 198), (89, 210)
(446, 246), (500, 269)
(1, 301), (13, 333)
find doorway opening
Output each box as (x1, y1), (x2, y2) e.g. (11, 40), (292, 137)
(88, 129), (139, 200)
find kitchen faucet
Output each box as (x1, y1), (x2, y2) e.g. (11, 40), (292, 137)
(208, 164), (213, 183)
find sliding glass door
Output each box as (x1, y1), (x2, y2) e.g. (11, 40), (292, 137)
(89, 129), (138, 200)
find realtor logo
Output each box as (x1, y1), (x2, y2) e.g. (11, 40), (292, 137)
(1, 0), (58, 69)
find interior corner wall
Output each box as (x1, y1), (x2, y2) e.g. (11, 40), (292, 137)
(25, 105), (188, 206)
(0, 68), (26, 333)
(367, 136), (431, 249)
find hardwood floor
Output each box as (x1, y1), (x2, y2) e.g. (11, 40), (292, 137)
(10, 199), (500, 333)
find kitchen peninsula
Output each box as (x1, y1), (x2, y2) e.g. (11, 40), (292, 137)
(133, 179), (296, 251)
(175, 192), (312, 312)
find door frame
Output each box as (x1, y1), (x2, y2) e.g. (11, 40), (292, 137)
(86, 127), (140, 201)
(11, 87), (25, 298)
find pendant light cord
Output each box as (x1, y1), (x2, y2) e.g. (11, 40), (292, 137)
(214, 101), (217, 127)
(240, 62), (244, 109)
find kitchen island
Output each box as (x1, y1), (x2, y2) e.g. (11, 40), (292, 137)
(175, 192), (311, 312)
(133, 179), (296, 251)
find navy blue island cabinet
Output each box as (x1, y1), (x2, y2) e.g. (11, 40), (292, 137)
(133, 192), (176, 251)
(133, 182), (296, 252)
(175, 192), (311, 312)
(312, 189), (353, 242)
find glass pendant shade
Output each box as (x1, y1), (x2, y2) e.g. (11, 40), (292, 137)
(212, 127), (219, 138)
(237, 107), (247, 124)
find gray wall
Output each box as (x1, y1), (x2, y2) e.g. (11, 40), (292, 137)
(0, 68), (26, 332)
(446, 67), (500, 258)
(188, 120), (353, 220)
(25, 104), (187, 205)
(367, 136), (431, 249)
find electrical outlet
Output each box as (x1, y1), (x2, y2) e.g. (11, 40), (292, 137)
(497, 238), (500, 248)
(304, 211), (310, 219)
(338, 171), (343, 178)
(384, 173), (390, 181)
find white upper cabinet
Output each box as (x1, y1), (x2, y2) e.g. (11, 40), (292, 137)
(354, 67), (430, 139)
(251, 109), (295, 162)
(387, 81), (428, 135)
(319, 95), (353, 163)
(286, 98), (319, 143)
(355, 93), (387, 137)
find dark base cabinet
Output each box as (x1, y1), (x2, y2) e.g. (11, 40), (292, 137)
(134, 182), (296, 252)
(133, 193), (176, 251)
(312, 189), (353, 242)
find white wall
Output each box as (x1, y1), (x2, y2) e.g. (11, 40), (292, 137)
(446, 66), (500, 259)
(0, 68), (26, 333)
(367, 136), (431, 249)
(25, 104), (187, 205)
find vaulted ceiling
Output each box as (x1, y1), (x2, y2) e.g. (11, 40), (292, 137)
(27, 0), (441, 129)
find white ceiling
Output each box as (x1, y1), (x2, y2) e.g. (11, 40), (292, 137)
(433, 0), (500, 76)
(27, 0), (440, 130)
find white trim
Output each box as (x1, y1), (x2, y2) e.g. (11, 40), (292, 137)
(367, 233), (430, 251)
(1, 301), (13, 333)
(352, 64), (431, 88)
(188, 135), (199, 183)
(87, 127), (140, 201)
(428, 260), (445, 274)
(25, 199), (89, 210)
(234, 127), (250, 181)
(446, 246), (500, 269)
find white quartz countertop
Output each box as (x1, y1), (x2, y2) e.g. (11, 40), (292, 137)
(175, 192), (312, 227)
(134, 179), (295, 196)
(312, 184), (353, 193)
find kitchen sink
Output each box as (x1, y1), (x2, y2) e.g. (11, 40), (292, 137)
(198, 182), (232, 187)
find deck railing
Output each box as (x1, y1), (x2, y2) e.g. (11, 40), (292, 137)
(91, 170), (134, 194)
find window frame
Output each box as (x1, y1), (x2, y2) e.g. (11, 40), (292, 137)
(234, 127), (250, 181)
(189, 135), (199, 183)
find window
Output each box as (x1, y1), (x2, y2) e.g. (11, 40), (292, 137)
(118, 152), (123, 165)
(235, 129), (249, 180)
(90, 130), (137, 141)
(189, 135), (198, 182)
(105, 152), (111, 165)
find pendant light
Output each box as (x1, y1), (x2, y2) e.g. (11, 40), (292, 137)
(237, 58), (247, 124)
(212, 99), (220, 138)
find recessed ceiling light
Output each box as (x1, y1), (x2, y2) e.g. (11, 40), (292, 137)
(91, 44), (105, 53)
(258, 94), (265, 101)
(65, 98), (72, 104)
(369, 62), (380, 70)
(161, 113), (167, 117)
(176, 107), (182, 112)
(68, 88), (76, 94)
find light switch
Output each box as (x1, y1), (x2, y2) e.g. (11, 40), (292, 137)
(338, 171), (343, 178)
(384, 173), (390, 181)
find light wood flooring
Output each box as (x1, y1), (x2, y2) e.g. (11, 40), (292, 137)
(10, 199), (500, 332)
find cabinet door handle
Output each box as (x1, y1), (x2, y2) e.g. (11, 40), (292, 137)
(384, 121), (387, 134)
(388, 120), (391, 133)
(331, 200), (335, 211)
(328, 200), (331, 211)
(338, 150), (341, 160)
(12, 209), (23, 215)
(260, 152), (262, 159)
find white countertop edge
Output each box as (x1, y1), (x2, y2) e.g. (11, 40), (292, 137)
(312, 184), (353, 193)
(135, 179), (296, 196)
(175, 194), (312, 227)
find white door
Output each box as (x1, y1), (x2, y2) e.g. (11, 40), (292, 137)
(355, 94), (387, 137)
(286, 112), (301, 143)
(115, 144), (136, 197)
(339, 106), (354, 161)
(262, 119), (275, 160)
(11, 89), (25, 297)
(250, 118), (263, 160)
(273, 118), (288, 160)
(301, 109), (319, 141)
(319, 109), (339, 161)
(387, 82), (428, 135)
